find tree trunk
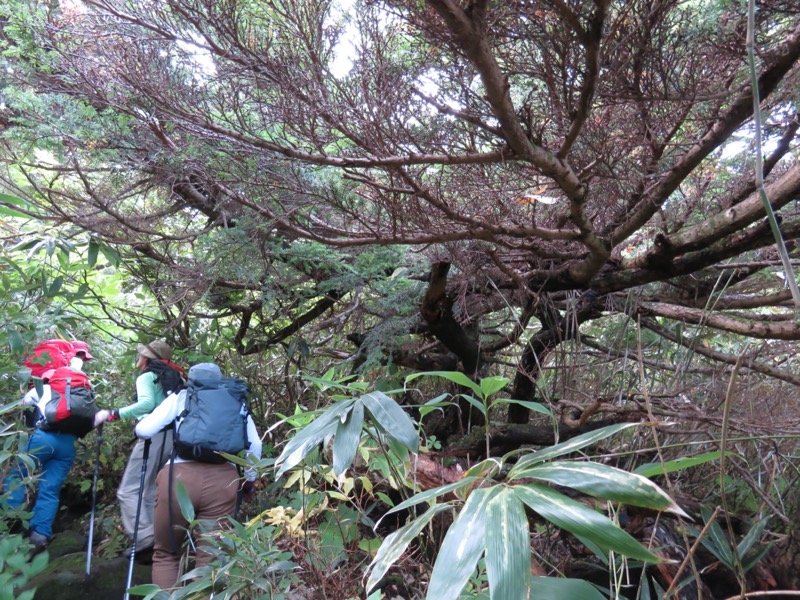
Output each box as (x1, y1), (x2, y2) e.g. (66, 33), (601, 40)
(509, 290), (604, 424)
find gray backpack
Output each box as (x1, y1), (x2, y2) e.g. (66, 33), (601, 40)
(173, 377), (250, 464)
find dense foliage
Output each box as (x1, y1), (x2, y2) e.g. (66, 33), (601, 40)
(1, 0), (800, 598)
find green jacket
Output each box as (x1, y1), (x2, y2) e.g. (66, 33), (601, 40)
(118, 371), (167, 421)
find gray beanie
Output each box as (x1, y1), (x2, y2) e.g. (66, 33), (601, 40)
(188, 362), (222, 380)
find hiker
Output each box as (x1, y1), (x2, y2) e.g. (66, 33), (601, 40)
(3, 344), (97, 550)
(93, 340), (186, 558)
(134, 362), (262, 589)
(70, 340), (95, 367)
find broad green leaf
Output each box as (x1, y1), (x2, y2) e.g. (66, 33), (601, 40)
(47, 276), (64, 297)
(461, 394), (487, 417)
(100, 244), (121, 267)
(275, 398), (355, 477)
(87, 238), (99, 267)
(0, 193), (27, 206)
(0, 205), (31, 219)
(514, 483), (661, 563)
(28, 549), (49, 574)
(26, 240), (45, 261)
(426, 486), (500, 600)
(8, 331), (24, 353)
(479, 376), (510, 398)
(57, 249), (70, 271)
(384, 477), (480, 520)
(10, 238), (41, 252)
(366, 503), (451, 593)
(530, 577), (607, 600)
(419, 393), (453, 418)
(361, 391), (419, 453)
(174, 479), (195, 522)
(634, 451), (725, 478)
(491, 398), (553, 418)
(421, 392), (451, 407)
(406, 371), (483, 398)
(125, 583), (170, 600)
(376, 491), (395, 508)
(509, 423), (639, 475)
(485, 487), (531, 600)
(511, 461), (687, 516)
(377, 423), (411, 464)
(332, 400), (364, 476)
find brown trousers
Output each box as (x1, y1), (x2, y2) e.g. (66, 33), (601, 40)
(152, 461), (239, 589)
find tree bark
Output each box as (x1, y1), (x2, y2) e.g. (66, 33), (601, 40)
(447, 415), (631, 458)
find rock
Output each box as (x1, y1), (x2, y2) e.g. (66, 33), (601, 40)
(26, 551), (151, 600)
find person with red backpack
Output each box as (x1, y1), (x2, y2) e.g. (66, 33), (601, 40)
(94, 340), (186, 559)
(2, 343), (97, 550)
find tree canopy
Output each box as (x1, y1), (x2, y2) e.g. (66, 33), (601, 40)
(1, 0), (799, 431)
(3, 1), (800, 597)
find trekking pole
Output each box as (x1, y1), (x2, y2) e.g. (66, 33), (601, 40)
(85, 423), (103, 577)
(233, 466), (244, 521)
(124, 438), (151, 600)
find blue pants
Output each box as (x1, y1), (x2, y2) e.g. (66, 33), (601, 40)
(3, 429), (77, 539)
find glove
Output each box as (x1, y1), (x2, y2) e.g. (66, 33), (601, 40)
(93, 410), (110, 428)
(93, 409), (120, 427)
(241, 480), (256, 502)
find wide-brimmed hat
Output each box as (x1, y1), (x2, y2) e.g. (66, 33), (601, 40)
(136, 340), (173, 361)
(71, 340), (95, 360)
(188, 362), (221, 380)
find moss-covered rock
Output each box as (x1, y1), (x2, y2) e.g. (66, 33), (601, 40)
(26, 551), (151, 600)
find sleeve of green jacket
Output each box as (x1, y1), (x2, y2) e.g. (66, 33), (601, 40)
(118, 371), (166, 421)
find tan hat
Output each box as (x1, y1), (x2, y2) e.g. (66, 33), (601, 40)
(136, 340), (173, 361)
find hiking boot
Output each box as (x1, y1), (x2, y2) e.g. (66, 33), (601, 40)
(29, 531), (49, 552)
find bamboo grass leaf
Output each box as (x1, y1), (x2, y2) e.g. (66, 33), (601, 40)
(275, 398), (355, 477)
(513, 461), (687, 517)
(382, 477), (480, 521)
(634, 451), (726, 478)
(514, 483), (661, 563)
(699, 506), (734, 567)
(426, 486), (500, 600)
(509, 423), (638, 476)
(332, 400), (364, 476)
(366, 503), (452, 593)
(361, 391), (419, 453)
(485, 487), (531, 600)
(175, 479), (195, 522)
(530, 577), (607, 600)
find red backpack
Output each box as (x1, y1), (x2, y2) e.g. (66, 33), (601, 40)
(39, 366), (97, 438)
(24, 339), (75, 379)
